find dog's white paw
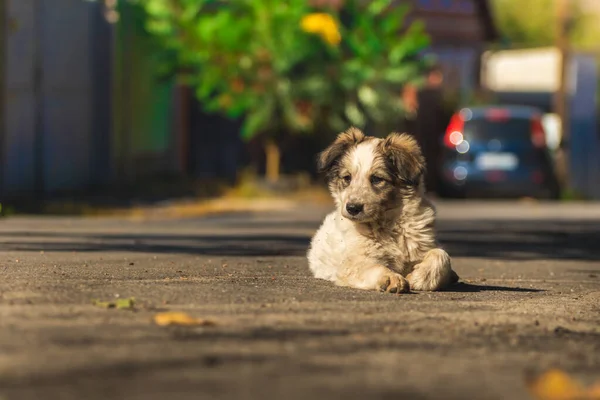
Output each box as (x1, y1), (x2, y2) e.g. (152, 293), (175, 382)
(407, 249), (452, 291)
(377, 273), (410, 294)
(406, 265), (439, 291)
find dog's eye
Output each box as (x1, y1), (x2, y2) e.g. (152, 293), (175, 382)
(370, 175), (385, 185)
(341, 175), (352, 184)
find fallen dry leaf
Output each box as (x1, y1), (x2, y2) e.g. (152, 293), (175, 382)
(92, 298), (135, 310)
(526, 369), (600, 400)
(153, 312), (216, 327)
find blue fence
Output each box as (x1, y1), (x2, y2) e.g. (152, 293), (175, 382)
(2, 0), (111, 198)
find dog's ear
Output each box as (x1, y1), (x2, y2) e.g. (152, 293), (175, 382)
(317, 127), (365, 179)
(380, 132), (425, 186)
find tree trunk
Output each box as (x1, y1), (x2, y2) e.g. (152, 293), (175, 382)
(265, 139), (281, 183)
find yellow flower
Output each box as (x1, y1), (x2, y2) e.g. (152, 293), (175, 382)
(300, 13), (341, 46)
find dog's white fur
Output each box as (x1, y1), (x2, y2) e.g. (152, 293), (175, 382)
(307, 128), (457, 293)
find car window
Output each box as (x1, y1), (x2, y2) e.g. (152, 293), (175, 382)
(464, 118), (532, 144)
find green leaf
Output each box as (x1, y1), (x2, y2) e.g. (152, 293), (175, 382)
(345, 102), (366, 127)
(145, 0), (171, 18)
(386, 3), (410, 24)
(381, 15), (400, 35)
(92, 298), (135, 310)
(367, 0), (391, 16)
(384, 65), (418, 83)
(358, 85), (378, 107)
(241, 98), (275, 140)
(389, 42), (410, 65)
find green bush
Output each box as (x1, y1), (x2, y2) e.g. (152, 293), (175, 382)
(131, 0), (431, 140)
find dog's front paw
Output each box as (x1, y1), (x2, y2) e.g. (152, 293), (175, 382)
(406, 265), (436, 291)
(377, 273), (410, 294)
(406, 249), (452, 291)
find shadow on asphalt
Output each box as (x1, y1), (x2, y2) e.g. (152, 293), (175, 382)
(1, 219), (599, 261)
(171, 327), (352, 342)
(442, 283), (544, 293)
(436, 219), (600, 261)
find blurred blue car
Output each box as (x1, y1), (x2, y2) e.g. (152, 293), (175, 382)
(439, 106), (560, 199)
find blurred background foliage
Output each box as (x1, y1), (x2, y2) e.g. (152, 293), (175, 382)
(134, 0), (431, 141)
(104, 0), (432, 181)
(491, 0), (600, 50)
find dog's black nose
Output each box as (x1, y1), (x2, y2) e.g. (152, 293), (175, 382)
(346, 203), (364, 216)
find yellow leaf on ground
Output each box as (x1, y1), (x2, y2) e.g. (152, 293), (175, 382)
(526, 369), (600, 400)
(590, 384), (600, 398)
(153, 312), (216, 327)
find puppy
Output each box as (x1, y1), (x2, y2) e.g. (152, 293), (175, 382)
(307, 127), (459, 293)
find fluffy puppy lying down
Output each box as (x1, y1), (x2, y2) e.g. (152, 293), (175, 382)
(308, 127), (459, 293)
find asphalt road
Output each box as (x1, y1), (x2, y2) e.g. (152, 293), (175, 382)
(1, 201), (599, 400)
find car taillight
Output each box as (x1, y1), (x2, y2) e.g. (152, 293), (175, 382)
(531, 117), (546, 148)
(444, 113), (465, 148)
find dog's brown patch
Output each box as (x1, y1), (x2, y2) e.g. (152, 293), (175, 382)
(317, 127), (369, 181)
(379, 133), (425, 186)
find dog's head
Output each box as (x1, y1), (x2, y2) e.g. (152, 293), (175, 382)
(317, 127), (425, 223)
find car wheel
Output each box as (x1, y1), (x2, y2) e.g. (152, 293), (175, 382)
(537, 182), (561, 200)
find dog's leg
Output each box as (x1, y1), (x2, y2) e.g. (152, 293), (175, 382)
(406, 248), (455, 291)
(337, 264), (410, 294)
